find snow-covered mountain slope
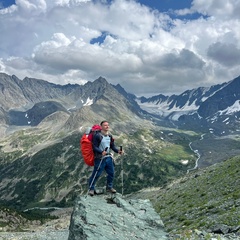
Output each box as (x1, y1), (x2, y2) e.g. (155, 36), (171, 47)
(137, 76), (240, 135)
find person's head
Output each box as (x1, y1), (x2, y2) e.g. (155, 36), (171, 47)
(100, 121), (109, 132)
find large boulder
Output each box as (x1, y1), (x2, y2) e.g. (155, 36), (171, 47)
(68, 193), (167, 240)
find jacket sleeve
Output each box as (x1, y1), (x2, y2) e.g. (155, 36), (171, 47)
(110, 136), (119, 153)
(92, 133), (103, 154)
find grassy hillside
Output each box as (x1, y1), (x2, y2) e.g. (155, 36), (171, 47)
(132, 155), (240, 234)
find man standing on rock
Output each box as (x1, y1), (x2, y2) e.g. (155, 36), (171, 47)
(88, 120), (123, 196)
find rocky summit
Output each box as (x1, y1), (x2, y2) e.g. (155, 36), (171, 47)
(68, 193), (168, 240)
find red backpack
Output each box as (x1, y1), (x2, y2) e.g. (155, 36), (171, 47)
(80, 125), (102, 166)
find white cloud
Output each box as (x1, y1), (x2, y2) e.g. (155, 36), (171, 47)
(0, 0), (240, 96)
(191, 0), (240, 19)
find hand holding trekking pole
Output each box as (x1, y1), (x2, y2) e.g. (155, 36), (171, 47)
(119, 145), (124, 155)
(102, 147), (108, 156)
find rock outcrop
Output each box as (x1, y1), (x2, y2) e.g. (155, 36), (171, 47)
(68, 193), (168, 240)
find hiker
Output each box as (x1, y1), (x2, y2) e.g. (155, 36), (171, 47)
(88, 120), (123, 196)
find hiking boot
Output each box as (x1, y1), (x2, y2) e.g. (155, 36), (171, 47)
(88, 190), (94, 196)
(107, 188), (117, 194)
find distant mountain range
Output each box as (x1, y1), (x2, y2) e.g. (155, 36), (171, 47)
(138, 75), (240, 135)
(0, 73), (142, 132)
(1, 72), (240, 136)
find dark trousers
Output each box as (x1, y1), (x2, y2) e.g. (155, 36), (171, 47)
(89, 156), (114, 190)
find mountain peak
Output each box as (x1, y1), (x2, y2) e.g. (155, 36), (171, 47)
(94, 76), (108, 84)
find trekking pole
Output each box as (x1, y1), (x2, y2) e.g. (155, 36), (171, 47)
(120, 146), (124, 196)
(86, 147), (108, 198)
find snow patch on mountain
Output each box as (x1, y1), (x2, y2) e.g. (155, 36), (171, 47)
(137, 99), (198, 120)
(219, 100), (240, 115)
(83, 97), (93, 106)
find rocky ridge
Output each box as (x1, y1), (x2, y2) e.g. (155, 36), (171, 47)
(68, 193), (167, 240)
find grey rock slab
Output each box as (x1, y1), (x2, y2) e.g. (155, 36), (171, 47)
(68, 193), (168, 240)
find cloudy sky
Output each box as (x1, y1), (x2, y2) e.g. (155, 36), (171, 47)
(0, 0), (240, 96)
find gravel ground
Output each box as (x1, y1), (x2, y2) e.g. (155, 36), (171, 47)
(0, 230), (69, 240)
(0, 208), (72, 240)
